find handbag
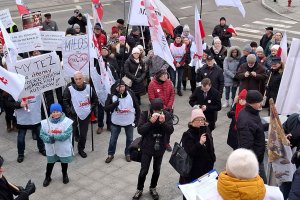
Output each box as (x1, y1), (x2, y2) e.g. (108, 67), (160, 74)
(128, 137), (143, 162)
(169, 138), (193, 177)
(122, 64), (141, 87)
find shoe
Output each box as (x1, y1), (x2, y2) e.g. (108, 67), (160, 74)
(17, 155), (24, 163)
(63, 174), (69, 184)
(132, 189), (143, 200)
(222, 100), (229, 108)
(6, 122), (12, 132)
(105, 155), (114, 163)
(149, 187), (159, 200)
(78, 150), (87, 158)
(39, 150), (46, 156)
(177, 91), (183, 96)
(97, 127), (103, 134)
(165, 144), (172, 152)
(43, 176), (52, 187)
(125, 155), (131, 162)
(32, 132), (37, 140)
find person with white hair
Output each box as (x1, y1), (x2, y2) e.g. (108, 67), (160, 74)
(63, 71), (98, 158)
(210, 37), (227, 70)
(181, 24), (194, 42)
(265, 44), (280, 71)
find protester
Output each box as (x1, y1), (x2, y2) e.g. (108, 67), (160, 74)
(116, 19), (126, 36)
(63, 71), (98, 158)
(179, 108), (215, 200)
(42, 13), (58, 31)
(223, 46), (241, 107)
(107, 26), (119, 55)
(2, 92), (17, 132)
(68, 9), (87, 33)
(283, 114), (300, 152)
(132, 98), (174, 200)
(145, 50), (169, 79)
(256, 46), (267, 66)
(73, 24), (82, 35)
(0, 156), (36, 199)
(226, 89), (247, 150)
(196, 55), (224, 96)
(104, 80), (140, 163)
(181, 24), (194, 42)
(236, 54), (267, 94)
(250, 41), (258, 52)
(94, 23), (107, 50)
(124, 47), (147, 105)
(127, 26), (141, 50)
(189, 78), (221, 131)
(265, 44), (279, 71)
(40, 103), (73, 187)
(212, 17), (232, 47)
(260, 26), (273, 55)
(210, 37), (227, 69)
(237, 44), (252, 70)
(289, 151), (300, 200)
(115, 35), (130, 74)
(237, 90), (267, 183)
(182, 37), (192, 91)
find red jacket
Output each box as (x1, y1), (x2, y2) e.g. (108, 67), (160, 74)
(95, 33), (107, 50)
(148, 79), (175, 109)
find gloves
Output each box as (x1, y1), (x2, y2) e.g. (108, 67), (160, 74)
(25, 180), (35, 195)
(49, 135), (55, 144)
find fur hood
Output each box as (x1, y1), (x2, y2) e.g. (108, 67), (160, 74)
(226, 46), (242, 61)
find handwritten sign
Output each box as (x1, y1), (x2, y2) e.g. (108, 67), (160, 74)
(0, 9), (13, 28)
(8, 52), (64, 97)
(9, 28), (44, 53)
(62, 34), (90, 77)
(40, 31), (65, 51)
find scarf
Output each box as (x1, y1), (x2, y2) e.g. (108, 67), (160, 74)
(234, 103), (245, 130)
(213, 45), (222, 54)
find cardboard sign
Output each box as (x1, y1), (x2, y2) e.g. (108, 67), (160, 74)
(9, 28), (44, 53)
(22, 11), (42, 30)
(8, 52), (64, 97)
(40, 31), (65, 51)
(62, 35), (90, 77)
(0, 9), (14, 28)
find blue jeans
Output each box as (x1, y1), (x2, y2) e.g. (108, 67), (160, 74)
(98, 103), (111, 128)
(17, 126), (45, 155)
(108, 124), (133, 156)
(169, 67), (184, 91)
(225, 86), (237, 100)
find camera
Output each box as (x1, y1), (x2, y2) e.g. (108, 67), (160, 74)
(153, 133), (162, 151)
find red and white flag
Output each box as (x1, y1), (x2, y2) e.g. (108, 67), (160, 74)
(129, 0), (179, 37)
(0, 20), (17, 66)
(226, 24), (237, 36)
(0, 65), (25, 101)
(276, 32), (288, 64)
(92, 0), (104, 22)
(144, 0), (175, 70)
(87, 14), (100, 59)
(16, 0), (30, 15)
(194, 6), (205, 59)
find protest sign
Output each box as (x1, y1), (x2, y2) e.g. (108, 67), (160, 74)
(0, 9), (14, 28)
(8, 52), (64, 97)
(62, 34), (90, 77)
(40, 31), (65, 51)
(22, 11), (42, 30)
(9, 28), (44, 53)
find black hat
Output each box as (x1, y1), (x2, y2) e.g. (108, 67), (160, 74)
(132, 26), (140, 33)
(117, 19), (124, 25)
(246, 90), (263, 104)
(151, 98), (164, 111)
(203, 49), (211, 55)
(271, 56), (281, 65)
(265, 27), (273, 31)
(206, 55), (214, 60)
(44, 13), (51, 18)
(220, 17), (226, 21)
(0, 156), (3, 167)
(250, 41), (258, 48)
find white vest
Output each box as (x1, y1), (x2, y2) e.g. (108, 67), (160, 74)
(69, 85), (91, 120)
(111, 92), (135, 126)
(41, 117), (74, 157)
(15, 95), (41, 125)
(170, 43), (186, 63)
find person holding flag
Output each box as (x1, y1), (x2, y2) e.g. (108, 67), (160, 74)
(212, 17), (232, 47)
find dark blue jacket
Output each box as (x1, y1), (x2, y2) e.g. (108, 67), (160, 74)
(289, 168), (300, 200)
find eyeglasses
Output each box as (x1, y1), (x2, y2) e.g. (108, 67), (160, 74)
(193, 118), (206, 122)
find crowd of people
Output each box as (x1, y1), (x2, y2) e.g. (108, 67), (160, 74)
(0, 10), (299, 200)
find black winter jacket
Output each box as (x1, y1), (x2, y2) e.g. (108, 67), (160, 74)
(196, 64), (224, 95)
(289, 167), (300, 200)
(266, 69), (283, 102)
(179, 125), (215, 184)
(137, 110), (174, 156)
(212, 24), (232, 47)
(96, 56), (119, 80)
(210, 46), (227, 69)
(67, 16), (87, 33)
(283, 113), (300, 149)
(0, 176), (28, 200)
(237, 105), (266, 163)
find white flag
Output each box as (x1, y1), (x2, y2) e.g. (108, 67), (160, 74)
(277, 32), (288, 64)
(0, 20), (17, 65)
(276, 38), (300, 115)
(0, 66), (25, 101)
(86, 14), (99, 60)
(144, 0), (175, 70)
(194, 6), (204, 58)
(214, 0), (246, 17)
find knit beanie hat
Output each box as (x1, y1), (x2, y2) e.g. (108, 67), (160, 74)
(226, 148), (259, 179)
(256, 46), (264, 53)
(132, 47), (140, 54)
(243, 44), (252, 53)
(73, 24), (80, 29)
(111, 26), (119, 34)
(271, 44), (280, 51)
(50, 103), (62, 113)
(246, 90), (263, 104)
(246, 54), (256, 63)
(238, 89), (248, 100)
(183, 24), (190, 32)
(0, 155), (3, 167)
(136, 45), (144, 51)
(119, 36), (126, 42)
(151, 98), (164, 111)
(191, 108), (206, 122)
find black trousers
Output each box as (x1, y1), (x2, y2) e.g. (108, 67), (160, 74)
(72, 115), (90, 151)
(46, 163), (68, 177)
(137, 153), (163, 190)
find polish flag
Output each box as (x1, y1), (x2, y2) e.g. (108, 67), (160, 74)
(16, 0), (30, 15)
(194, 6), (204, 59)
(276, 32), (288, 64)
(0, 20), (18, 66)
(226, 24), (237, 36)
(91, 0), (104, 21)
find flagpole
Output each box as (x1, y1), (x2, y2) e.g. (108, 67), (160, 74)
(41, 93), (51, 129)
(140, 26), (146, 49)
(200, 0), (203, 18)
